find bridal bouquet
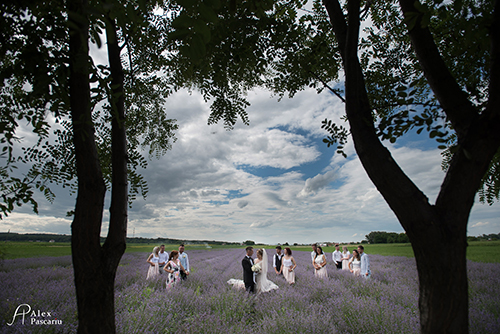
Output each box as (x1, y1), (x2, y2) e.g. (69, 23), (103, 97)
(251, 263), (261, 273)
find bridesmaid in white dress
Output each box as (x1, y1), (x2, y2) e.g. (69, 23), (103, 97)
(348, 249), (361, 276)
(146, 246), (160, 279)
(313, 246), (328, 278)
(281, 247), (297, 284)
(341, 246), (351, 271)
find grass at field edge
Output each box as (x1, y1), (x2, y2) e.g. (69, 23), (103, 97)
(1, 240), (499, 263)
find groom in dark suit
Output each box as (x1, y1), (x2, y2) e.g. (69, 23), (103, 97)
(242, 246), (255, 293)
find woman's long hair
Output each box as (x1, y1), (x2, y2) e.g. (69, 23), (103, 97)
(169, 250), (179, 260)
(352, 249), (360, 261)
(315, 246), (323, 259)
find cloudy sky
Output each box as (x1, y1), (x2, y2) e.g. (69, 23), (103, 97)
(2, 17), (499, 245)
(2, 82), (499, 244)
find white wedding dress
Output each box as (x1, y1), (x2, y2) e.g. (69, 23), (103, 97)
(227, 249), (279, 294)
(255, 249), (279, 294)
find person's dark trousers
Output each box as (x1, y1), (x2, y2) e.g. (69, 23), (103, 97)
(245, 283), (255, 293)
(180, 269), (187, 280)
(336, 262), (342, 269)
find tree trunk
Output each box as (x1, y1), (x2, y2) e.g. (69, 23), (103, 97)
(323, 0), (500, 333)
(102, 11), (128, 284)
(68, 0), (114, 332)
(411, 217), (469, 333)
(68, 1), (127, 333)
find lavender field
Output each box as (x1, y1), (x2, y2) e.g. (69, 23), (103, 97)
(1, 249), (499, 334)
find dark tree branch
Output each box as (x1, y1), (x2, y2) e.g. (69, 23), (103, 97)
(434, 0), (500, 215)
(103, 13), (127, 260)
(337, 0), (432, 226)
(399, 0), (478, 139)
(309, 70), (345, 103)
(486, 0), (500, 120)
(323, 0), (348, 61)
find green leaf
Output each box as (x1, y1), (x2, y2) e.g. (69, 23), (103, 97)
(199, 3), (219, 23)
(205, 0), (221, 9)
(172, 13), (195, 29)
(177, 0), (197, 9)
(169, 28), (191, 41)
(193, 20), (211, 43)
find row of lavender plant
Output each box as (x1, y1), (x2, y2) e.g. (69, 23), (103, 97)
(1, 249), (499, 333)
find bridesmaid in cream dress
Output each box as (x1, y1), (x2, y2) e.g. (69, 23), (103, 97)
(146, 246), (160, 279)
(313, 246), (328, 278)
(281, 247), (297, 284)
(348, 249), (361, 276)
(341, 246), (351, 271)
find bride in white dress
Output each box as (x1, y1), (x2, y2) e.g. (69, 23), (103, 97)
(254, 248), (279, 294)
(227, 248), (279, 294)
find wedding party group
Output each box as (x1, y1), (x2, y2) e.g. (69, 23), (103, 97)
(145, 244), (190, 290)
(328, 243), (371, 278)
(229, 243), (371, 294)
(145, 243), (370, 294)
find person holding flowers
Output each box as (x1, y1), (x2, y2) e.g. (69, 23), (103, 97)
(314, 246), (328, 278)
(348, 249), (361, 276)
(341, 246), (351, 271)
(281, 247), (297, 285)
(164, 250), (185, 290)
(253, 248), (279, 294)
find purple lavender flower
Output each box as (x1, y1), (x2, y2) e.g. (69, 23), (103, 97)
(1, 249), (498, 333)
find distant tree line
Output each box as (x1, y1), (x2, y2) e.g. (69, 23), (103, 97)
(365, 231), (410, 244)
(467, 233), (500, 242)
(365, 231), (500, 244)
(0, 233), (239, 246)
(0, 233), (72, 242)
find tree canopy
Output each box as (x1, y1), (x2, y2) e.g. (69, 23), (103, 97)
(169, 0), (499, 205)
(0, 0), (179, 218)
(2, 0), (499, 333)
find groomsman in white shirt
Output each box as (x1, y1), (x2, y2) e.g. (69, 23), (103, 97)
(332, 244), (343, 269)
(158, 244), (169, 274)
(179, 244), (190, 280)
(311, 243), (318, 264)
(358, 245), (371, 278)
(273, 246), (283, 275)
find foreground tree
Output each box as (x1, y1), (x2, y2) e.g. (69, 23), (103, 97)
(3, 0), (299, 331)
(2, 0), (176, 332)
(320, 1), (499, 332)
